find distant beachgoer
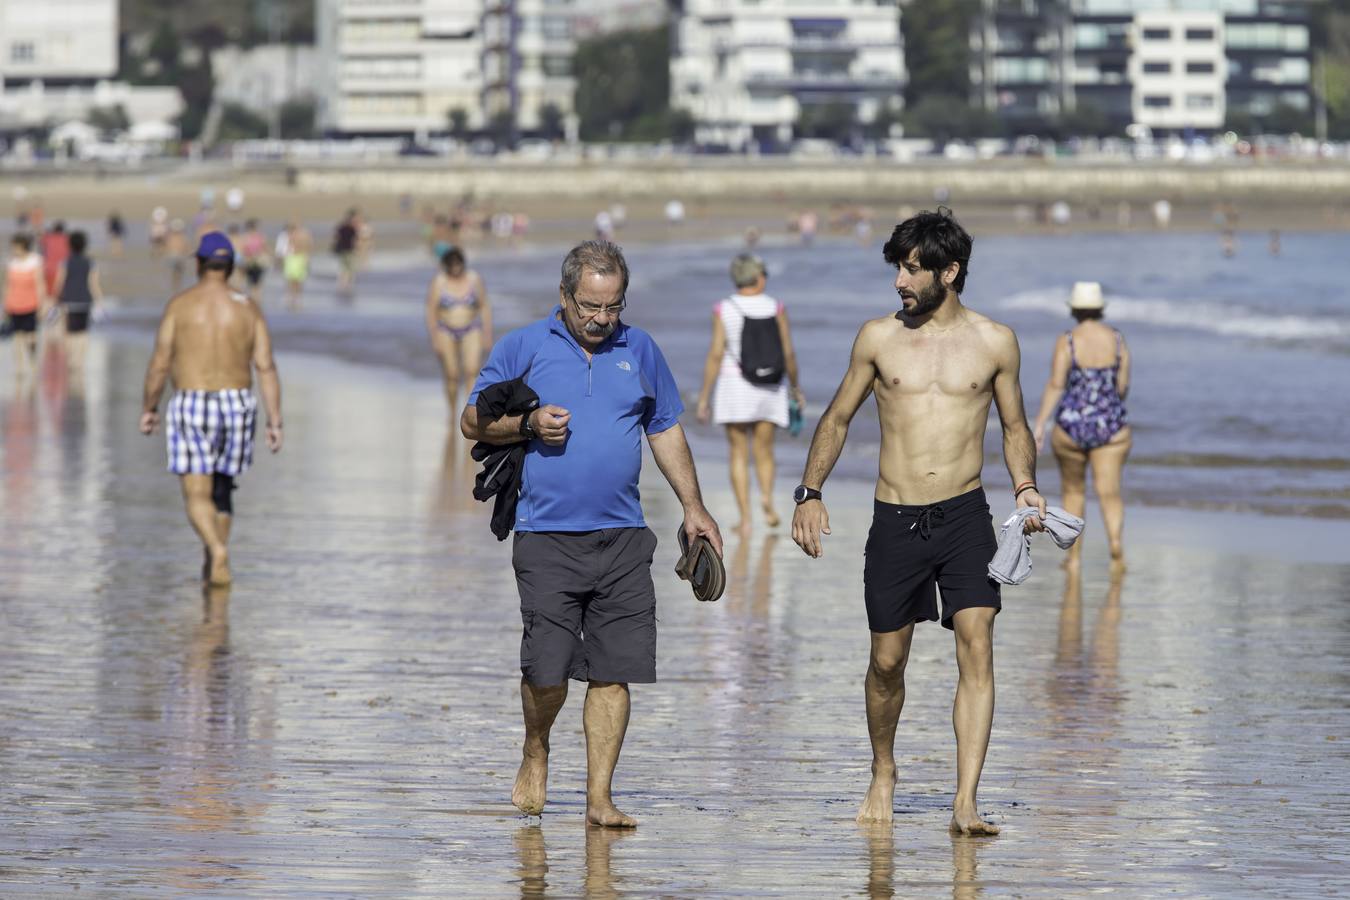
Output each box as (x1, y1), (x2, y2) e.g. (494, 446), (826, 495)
(1269, 229), (1281, 257)
(1031, 281), (1131, 567)
(696, 253), (803, 534)
(798, 211), (818, 246)
(225, 186), (245, 214)
(149, 207), (169, 257)
(1152, 199), (1172, 229)
(664, 199), (685, 225)
(431, 215), (455, 259)
(166, 220), (191, 294)
(53, 230), (104, 372)
(239, 220), (269, 303)
(3, 233), (47, 379)
(1050, 201), (1071, 228)
(425, 247), (492, 411)
(107, 210), (125, 258)
(41, 222), (69, 297)
(282, 222), (312, 311)
(355, 211), (375, 272)
(1221, 229), (1236, 258)
(594, 209), (614, 241)
(139, 231), (283, 586)
(460, 239), (722, 828)
(333, 210), (359, 296)
(743, 226), (761, 249)
(791, 209), (1046, 833)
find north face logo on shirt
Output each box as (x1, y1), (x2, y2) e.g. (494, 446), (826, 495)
(616, 360), (631, 371)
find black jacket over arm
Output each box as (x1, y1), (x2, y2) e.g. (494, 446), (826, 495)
(470, 378), (540, 540)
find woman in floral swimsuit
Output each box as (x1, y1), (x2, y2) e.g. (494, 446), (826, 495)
(1032, 282), (1132, 567)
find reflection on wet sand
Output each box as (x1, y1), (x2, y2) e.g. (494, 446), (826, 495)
(725, 532), (777, 616)
(1043, 563), (1125, 819)
(513, 825), (549, 898)
(583, 826), (630, 899)
(158, 586), (270, 891)
(860, 824), (895, 898)
(435, 428), (479, 518)
(950, 834), (983, 900)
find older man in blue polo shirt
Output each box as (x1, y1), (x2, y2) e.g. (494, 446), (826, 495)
(462, 240), (722, 828)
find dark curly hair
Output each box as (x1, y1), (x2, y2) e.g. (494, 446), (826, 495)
(882, 207), (973, 294)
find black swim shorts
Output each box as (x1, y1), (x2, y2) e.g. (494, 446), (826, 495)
(8, 312), (36, 333)
(863, 487), (1001, 632)
(512, 527), (658, 686)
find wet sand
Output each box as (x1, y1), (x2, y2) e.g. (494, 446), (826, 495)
(0, 334), (1347, 896)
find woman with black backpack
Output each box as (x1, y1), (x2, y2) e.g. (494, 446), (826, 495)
(696, 254), (804, 535)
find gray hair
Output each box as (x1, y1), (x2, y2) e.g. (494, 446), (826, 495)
(730, 253), (765, 288)
(561, 240), (629, 301)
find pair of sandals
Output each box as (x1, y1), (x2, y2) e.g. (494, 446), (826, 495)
(675, 528), (726, 603)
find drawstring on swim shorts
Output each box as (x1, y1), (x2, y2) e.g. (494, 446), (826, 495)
(904, 504), (945, 540)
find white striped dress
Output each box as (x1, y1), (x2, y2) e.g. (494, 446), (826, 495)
(712, 294), (789, 427)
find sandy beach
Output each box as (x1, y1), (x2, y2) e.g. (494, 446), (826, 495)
(0, 322), (1347, 895)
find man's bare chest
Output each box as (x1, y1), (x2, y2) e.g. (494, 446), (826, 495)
(872, 341), (998, 402)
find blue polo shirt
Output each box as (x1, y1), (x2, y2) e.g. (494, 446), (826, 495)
(468, 307), (684, 532)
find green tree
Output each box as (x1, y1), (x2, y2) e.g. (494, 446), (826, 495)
(902, 0), (979, 108)
(175, 54), (216, 140)
(87, 105), (131, 134)
(447, 107), (470, 139)
(538, 103), (566, 140)
(279, 99), (316, 139)
(573, 26), (672, 141)
(796, 102), (857, 141)
(903, 93), (1001, 142)
(216, 103), (270, 141)
(1054, 102), (1116, 139)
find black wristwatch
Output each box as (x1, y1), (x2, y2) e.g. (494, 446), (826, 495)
(793, 485), (822, 504)
(519, 410), (538, 441)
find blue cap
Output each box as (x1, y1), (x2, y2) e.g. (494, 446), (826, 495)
(196, 231), (234, 260)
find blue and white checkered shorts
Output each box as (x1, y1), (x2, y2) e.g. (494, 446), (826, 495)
(165, 389), (257, 476)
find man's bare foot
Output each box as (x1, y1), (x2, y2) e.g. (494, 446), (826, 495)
(586, 799), (637, 828)
(949, 808), (1000, 836)
(512, 751), (549, 816)
(762, 504), (780, 528)
(207, 547), (231, 586)
(856, 764), (897, 823)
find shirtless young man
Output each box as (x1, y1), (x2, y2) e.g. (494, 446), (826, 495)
(791, 209), (1047, 835)
(139, 232), (284, 585)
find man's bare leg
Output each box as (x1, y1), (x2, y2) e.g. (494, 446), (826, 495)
(950, 607), (999, 835)
(514, 678), (567, 815)
(584, 681), (636, 827)
(858, 626), (914, 823)
(180, 475), (229, 584)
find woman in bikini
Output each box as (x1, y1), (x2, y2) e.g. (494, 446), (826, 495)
(425, 247), (492, 411)
(1032, 282), (1132, 567)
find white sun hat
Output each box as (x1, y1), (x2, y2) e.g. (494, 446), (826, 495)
(1068, 281), (1105, 310)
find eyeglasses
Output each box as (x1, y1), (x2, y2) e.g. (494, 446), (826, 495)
(570, 295), (626, 318)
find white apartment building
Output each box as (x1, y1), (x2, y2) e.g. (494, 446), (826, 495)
(672, 0), (905, 150)
(0, 0), (180, 134)
(0, 0), (116, 83)
(482, 0), (577, 135)
(317, 0), (487, 135)
(1127, 11), (1225, 130)
(319, 0), (579, 137)
(978, 0), (1311, 134)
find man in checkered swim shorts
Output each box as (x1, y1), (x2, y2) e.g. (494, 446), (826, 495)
(139, 232), (284, 585)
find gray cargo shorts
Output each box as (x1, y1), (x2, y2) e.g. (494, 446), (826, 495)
(512, 527), (659, 686)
